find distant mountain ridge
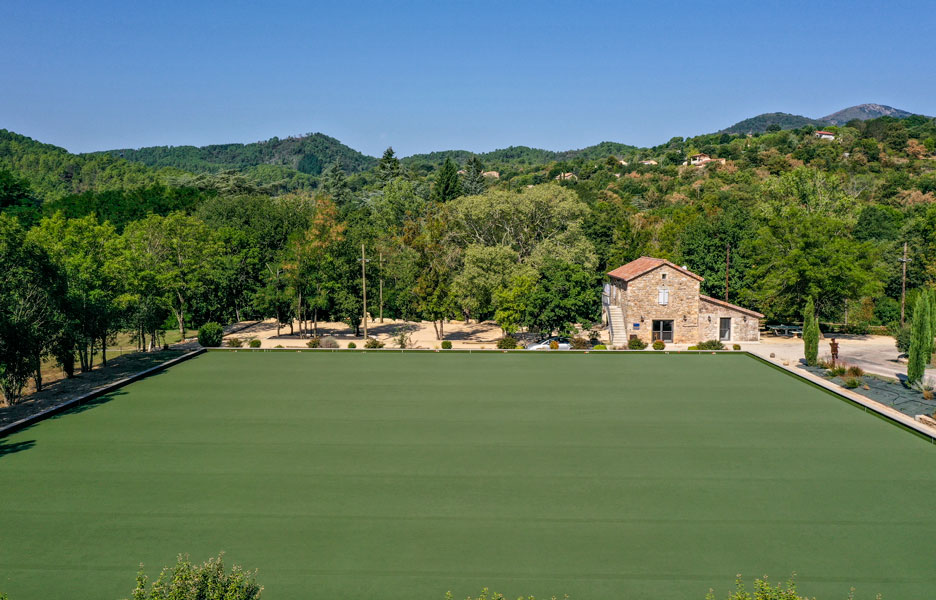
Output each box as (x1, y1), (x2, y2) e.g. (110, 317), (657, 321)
(820, 103), (914, 125)
(719, 103), (924, 134)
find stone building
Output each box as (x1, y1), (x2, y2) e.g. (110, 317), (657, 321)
(605, 257), (763, 345)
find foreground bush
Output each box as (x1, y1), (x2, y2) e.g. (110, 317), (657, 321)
(364, 337), (384, 349)
(347, 341), (356, 349)
(306, 337), (320, 348)
(130, 553), (262, 599)
(441, 340), (452, 349)
(732, 344), (741, 351)
(197, 323), (223, 347)
(592, 344), (607, 350)
(248, 339), (261, 348)
(570, 337), (589, 349)
(652, 340), (665, 350)
(627, 337), (647, 350)
(320, 336), (339, 348)
(227, 337), (243, 348)
(496, 336), (517, 349)
(705, 574), (811, 600)
(697, 339), (725, 350)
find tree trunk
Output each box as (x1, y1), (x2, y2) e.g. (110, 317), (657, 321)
(33, 354), (42, 393)
(234, 304), (242, 324)
(314, 310), (318, 337)
(439, 319), (444, 340)
(101, 333), (107, 368)
(175, 292), (187, 340)
(432, 320), (440, 340)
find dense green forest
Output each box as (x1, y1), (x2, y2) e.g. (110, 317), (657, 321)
(719, 112), (827, 135)
(2, 114), (936, 403)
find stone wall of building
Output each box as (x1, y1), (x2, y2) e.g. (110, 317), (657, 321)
(698, 298), (760, 342)
(619, 264), (701, 344)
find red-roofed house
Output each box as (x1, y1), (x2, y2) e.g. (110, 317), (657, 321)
(604, 257), (763, 345)
(814, 131), (836, 140)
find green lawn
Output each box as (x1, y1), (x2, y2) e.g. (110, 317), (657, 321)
(1, 352), (935, 600)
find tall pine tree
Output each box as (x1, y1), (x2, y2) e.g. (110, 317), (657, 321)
(321, 160), (351, 205)
(803, 297), (819, 366)
(376, 147), (401, 184)
(461, 156), (486, 196)
(433, 157), (462, 203)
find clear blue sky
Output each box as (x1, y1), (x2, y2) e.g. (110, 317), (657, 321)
(3, 0), (933, 157)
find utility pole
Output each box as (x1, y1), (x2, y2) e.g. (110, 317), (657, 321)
(899, 241), (910, 326)
(379, 251), (384, 323)
(724, 242), (730, 302)
(360, 243), (369, 339)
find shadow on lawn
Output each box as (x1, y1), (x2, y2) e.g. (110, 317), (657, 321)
(0, 439), (36, 459)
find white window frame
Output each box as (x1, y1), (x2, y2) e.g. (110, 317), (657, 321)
(658, 288), (669, 305)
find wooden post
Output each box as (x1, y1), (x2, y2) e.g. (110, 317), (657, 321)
(361, 243), (368, 340)
(724, 242), (730, 302)
(899, 241), (909, 326)
(379, 251), (384, 323)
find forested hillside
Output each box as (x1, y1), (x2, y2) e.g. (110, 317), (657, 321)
(98, 132), (377, 186)
(2, 113), (936, 404)
(719, 112), (827, 134)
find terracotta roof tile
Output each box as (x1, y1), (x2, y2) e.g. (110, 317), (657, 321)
(699, 295), (764, 318)
(607, 256), (704, 282)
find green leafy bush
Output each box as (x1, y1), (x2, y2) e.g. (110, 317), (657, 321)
(890, 323), (911, 354)
(705, 573), (811, 600)
(197, 322), (223, 347)
(441, 340), (452, 349)
(844, 321), (870, 335)
(687, 345), (699, 350)
(364, 337), (384, 349)
(248, 339), (261, 348)
(842, 376), (861, 389)
(227, 337), (243, 348)
(827, 365), (847, 377)
(306, 337), (320, 348)
(697, 339), (725, 350)
(732, 344), (741, 351)
(628, 337), (647, 350)
(320, 336), (339, 349)
(652, 340), (665, 350)
(347, 342), (356, 349)
(570, 337), (589, 349)
(497, 336), (517, 349)
(592, 344), (607, 350)
(130, 553), (261, 600)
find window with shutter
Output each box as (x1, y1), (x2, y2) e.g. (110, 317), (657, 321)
(658, 288), (668, 305)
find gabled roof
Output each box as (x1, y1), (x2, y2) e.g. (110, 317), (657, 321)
(607, 256), (704, 282)
(815, 131), (835, 135)
(699, 295), (764, 318)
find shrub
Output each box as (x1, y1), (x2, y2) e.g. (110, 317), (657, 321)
(347, 342), (356, 349)
(497, 336), (518, 349)
(846, 365), (865, 377)
(320, 336), (339, 349)
(592, 344), (607, 350)
(687, 345), (699, 350)
(803, 297), (819, 366)
(273, 344), (283, 348)
(228, 337), (244, 348)
(842, 377), (861, 389)
(549, 340), (559, 350)
(652, 340), (665, 350)
(441, 340), (452, 349)
(248, 339), (261, 348)
(628, 337), (647, 350)
(393, 325), (417, 349)
(697, 339), (725, 350)
(844, 321), (870, 335)
(890, 323), (911, 354)
(924, 389), (934, 401)
(364, 337), (384, 349)
(163, 343), (170, 351)
(306, 337), (321, 348)
(130, 553), (261, 600)
(570, 337), (589, 350)
(732, 344), (741, 351)
(828, 365), (848, 377)
(197, 322), (223, 347)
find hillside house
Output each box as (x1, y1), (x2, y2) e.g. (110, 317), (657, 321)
(639, 159), (658, 166)
(814, 131), (836, 140)
(555, 172), (577, 181)
(481, 171), (500, 178)
(689, 153), (711, 165)
(604, 257), (763, 345)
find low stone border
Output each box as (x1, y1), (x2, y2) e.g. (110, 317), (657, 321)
(746, 353), (936, 444)
(0, 349), (205, 439)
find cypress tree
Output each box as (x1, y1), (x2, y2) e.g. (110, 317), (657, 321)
(907, 293), (932, 385)
(803, 297), (818, 366)
(433, 157), (462, 202)
(321, 160), (351, 205)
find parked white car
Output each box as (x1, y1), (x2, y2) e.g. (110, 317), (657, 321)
(526, 337), (572, 350)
